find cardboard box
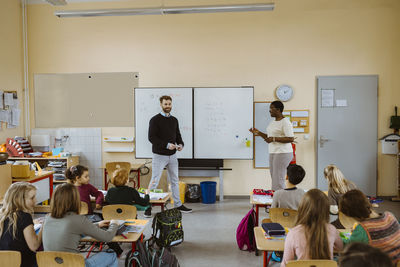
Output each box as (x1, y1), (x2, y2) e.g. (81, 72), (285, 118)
(11, 165), (35, 178)
(0, 164), (12, 199)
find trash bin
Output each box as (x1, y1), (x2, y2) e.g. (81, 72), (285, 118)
(170, 182), (186, 205)
(200, 181), (217, 204)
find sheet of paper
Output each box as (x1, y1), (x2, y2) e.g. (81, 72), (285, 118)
(11, 108), (21, 126)
(139, 192), (169, 200)
(0, 110), (7, 122)
(291, 111), (309, 117)
(321, 89), (334, 107)
(0, 91), (3, 109)
(252, 194), (273, 204)
(4, 93), (14, 106)
(336, 99), (348, 107)
(293, 128), (305, 133)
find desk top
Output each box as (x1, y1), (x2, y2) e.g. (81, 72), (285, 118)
(10, 156), (78, 160)
(250, 191), (273, 205)
(150, 192), (171, 204)
(81, 219), (148, 243)
(101, 164), (142, 170)
(12, 171), (54, 182)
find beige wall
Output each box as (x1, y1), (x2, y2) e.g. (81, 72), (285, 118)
(0, 0), (25, 142)
(27, 0), (400, 196)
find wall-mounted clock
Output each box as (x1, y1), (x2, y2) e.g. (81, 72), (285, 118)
(275, 84), (294, 102)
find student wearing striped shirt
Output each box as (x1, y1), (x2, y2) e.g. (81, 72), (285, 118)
(339, 189), (400, 264)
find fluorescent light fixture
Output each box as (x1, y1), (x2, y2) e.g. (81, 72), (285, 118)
(46, 0), (67, 6)
(54, 3), (274, 18)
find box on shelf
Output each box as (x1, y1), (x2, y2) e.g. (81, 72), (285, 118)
(11, 165), (35, 178)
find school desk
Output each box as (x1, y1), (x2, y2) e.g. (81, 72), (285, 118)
(150, 192), (171, 211)
(80, 219), (148, 261)
(250, 191), (273, 226)
(254, 227), (349, 267)
(12, 171), (54, 204)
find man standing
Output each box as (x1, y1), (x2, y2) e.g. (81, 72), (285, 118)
(146, 95), (192, 217)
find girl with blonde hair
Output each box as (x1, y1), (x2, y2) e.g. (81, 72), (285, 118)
(281, 189), (343, 267)
(0, 182), (42, 267)
(324, 164), (356, 206)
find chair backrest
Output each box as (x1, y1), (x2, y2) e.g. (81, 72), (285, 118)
(286, 260), (337, 267)
(338, 212), (357, 229)
(102, 204), (137, 220)
(261, 218), (272, 224)
(269, 208), (298, 228)
(105, 162), (131, 188)
(36, 251), (84, 267)
(79, 201), (88, 215)
(0, 251), (21, 267)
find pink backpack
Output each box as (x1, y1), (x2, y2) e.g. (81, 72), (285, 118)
(236, 209), (256, 252)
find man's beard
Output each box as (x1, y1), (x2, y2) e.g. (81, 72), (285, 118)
(163, 107), (171, 113)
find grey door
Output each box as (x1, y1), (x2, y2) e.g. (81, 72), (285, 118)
(317, 75), (378, 196)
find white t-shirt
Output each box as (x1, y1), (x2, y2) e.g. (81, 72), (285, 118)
(266, 117), (294, 153)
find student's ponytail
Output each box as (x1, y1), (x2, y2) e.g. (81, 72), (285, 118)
(65, 165), (88, 183)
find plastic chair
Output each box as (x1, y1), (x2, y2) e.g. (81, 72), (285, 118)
(80, 201), (89, 215)
(286, 260), (337, 267)
(105, 162), (131, 189)
(269, 208), (298, 228)
(102, 204), (137, 220)
(0, 251), (21, 267)
(36, 251), (84, 267)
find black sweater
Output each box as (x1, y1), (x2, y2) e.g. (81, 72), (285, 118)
(148, 113), (184, 155)
(105, 186), (150, 206)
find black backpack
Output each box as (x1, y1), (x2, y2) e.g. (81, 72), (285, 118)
(152, 208), (184, 248)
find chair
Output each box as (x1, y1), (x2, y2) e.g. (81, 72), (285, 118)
(80, 201), (89, 215)
(0, 251), (21, 267)
(286, 260), (337, 267)
(261, 218), (272, 224)
(36, 251), (84, 267)
(338, 211), (357, 229)
(102, 204), (137, 220)
(269, 208), (298, 228)
(105, 162), (131, 189)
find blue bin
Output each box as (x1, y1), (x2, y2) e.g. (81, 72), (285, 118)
(200, 181), (217, 204)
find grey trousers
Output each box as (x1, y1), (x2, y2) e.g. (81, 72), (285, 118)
(269, 152), (293, 191)
(149, 153), (182, 207)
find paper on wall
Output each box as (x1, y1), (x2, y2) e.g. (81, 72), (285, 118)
(321, 89), (334, 107)
(0, 91), (3, 109)
(11, 108), (21, 126)
(4, 93), (14, 106)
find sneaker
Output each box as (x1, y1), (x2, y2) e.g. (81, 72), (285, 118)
(176, 205), (192, 213)
(144, 207), (152, 218)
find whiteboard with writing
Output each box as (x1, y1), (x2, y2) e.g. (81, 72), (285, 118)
(194, 87), (254, 159)
(134, 88), (193, 158)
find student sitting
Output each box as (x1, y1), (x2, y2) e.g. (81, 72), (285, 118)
(0, 182), (42, 267)
(339, 189), (400, 264)
(324, 164), (356, 214)
(271, 164), (305, 209)
(281, 189), (343, 267)
(42, 183), (122, 267)
(105, 168), (151, 217)
(339, 242), (393, 267)
(66, 165), (104, 214)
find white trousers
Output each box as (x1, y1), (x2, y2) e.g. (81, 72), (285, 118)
(149, 153), (182, 207)
(269, 152), (293, 191)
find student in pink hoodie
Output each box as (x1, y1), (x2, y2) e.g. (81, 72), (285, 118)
(281, 189), (343, 267)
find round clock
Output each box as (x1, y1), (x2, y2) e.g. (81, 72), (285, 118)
(275, 84), (294, 102)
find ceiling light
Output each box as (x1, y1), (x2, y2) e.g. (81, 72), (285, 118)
(54, 3), (274, 18)
(46, 0), (67, 6)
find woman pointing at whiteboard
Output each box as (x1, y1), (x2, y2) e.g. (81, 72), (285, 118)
(250, 100), (294, 190)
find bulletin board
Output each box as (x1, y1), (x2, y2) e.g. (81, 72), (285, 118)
(34, 72), (139, 127)
(283, 110), (310, 133)
(0, 91), (20, 129)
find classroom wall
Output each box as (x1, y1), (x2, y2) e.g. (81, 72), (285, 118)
(26, 0), (400, 196)
(0, 0), (25, 142)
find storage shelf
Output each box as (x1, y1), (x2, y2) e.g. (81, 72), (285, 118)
(103, 137), (134, 143)
(104, 147), (134, 153)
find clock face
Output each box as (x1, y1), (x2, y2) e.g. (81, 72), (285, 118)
(275, 85), (293, 102)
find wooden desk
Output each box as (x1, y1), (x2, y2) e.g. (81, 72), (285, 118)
(81, 219), (148, 259)
(12, 171), (54, 203)
(250, 192), (273, 226)
(102, 164), (142, 190)
(150, 192), (171, 212)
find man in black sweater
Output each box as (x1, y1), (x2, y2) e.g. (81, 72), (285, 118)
(147, 95), (192, 216)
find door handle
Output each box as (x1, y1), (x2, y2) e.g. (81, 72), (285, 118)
(319, 135), (331, 148)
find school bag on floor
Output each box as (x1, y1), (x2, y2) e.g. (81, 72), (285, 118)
(236, 208), (256, 252)
(125, 239), (180, 267)
(152, 208), (184, 248)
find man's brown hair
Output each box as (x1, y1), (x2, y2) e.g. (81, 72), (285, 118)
(50, 183), (80, 218)
(111, 168), (129, 186)
(159, 95), (172, 103)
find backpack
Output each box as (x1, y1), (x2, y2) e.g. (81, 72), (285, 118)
(152, 208), (184, 248)
(185, 184), (201, 203)
(125, 239), (180, 267)
(236, 208), (256, 252)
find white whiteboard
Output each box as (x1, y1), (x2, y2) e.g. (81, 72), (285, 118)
(194, 87), (254, 159)
(254, 102), (273, 168)
(134, 88), (193, 159)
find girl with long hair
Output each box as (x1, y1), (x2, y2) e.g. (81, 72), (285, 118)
(281, 189), (343, 267)
(0, 182), (42, 267)
(324, 164), (356, 206)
